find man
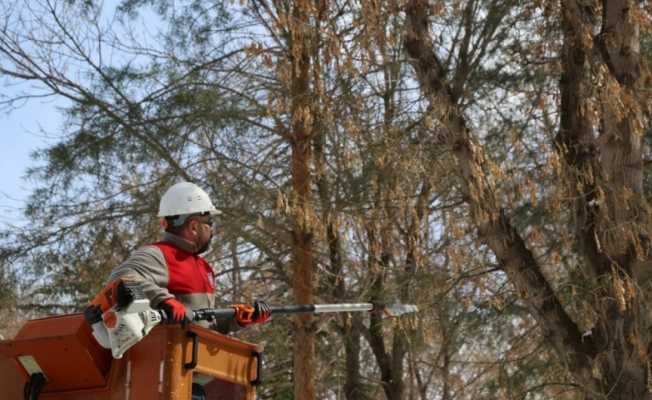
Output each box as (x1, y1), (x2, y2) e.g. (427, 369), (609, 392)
(108, 181), (269, 330)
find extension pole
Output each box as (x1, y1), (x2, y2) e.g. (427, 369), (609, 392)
(189, 303), (417, 322)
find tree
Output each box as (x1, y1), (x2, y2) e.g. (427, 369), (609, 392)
(248, 0), (318, 397)
(5, 0), (643, 398)
(405, 0), (652, 398)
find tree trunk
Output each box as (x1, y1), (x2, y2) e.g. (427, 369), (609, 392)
(343, 316), (364, 400)
(366, 217), (406, 400)
(558, 1), (652, 398)
(291, 138), (316, 400)
(289, 1), (316, 399)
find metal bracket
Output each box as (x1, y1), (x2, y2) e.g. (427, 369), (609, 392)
(251, 351), (263, 386)
(184, 331), (199, 370)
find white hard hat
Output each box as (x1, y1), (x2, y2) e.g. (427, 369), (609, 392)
(158, 182), (218, 217)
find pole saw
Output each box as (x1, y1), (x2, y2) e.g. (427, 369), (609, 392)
(84, 279), (418, 359)
(191, 302), (418, 321)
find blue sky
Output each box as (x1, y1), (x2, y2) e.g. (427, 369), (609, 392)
(0, 92), (64, 226)
(0, 0), (127, 227)
(0, 1), (195, 227)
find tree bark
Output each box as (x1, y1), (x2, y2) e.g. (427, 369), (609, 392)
(289, 1), (316, 399)
(367, 223), (400, 400)
(557, 1), (652, 399)
(343, 316), (364, 400)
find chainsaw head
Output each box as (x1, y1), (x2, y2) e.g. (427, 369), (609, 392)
(382, 303), (419, 318)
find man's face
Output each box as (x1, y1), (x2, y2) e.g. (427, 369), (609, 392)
(190, 215), (214, 254)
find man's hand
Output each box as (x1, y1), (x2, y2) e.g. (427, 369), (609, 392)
(160, 298), (187, 323)
(231, 300), (271, 327)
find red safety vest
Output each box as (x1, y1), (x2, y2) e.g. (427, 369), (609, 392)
(153, 242), (215, 295)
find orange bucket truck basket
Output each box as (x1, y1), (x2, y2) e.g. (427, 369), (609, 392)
(0, 313), (262, 400)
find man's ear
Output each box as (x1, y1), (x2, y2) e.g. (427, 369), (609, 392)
(188, 220), (199, 236)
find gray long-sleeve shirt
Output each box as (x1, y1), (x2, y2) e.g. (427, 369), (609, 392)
(108, 233), (237, 332)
